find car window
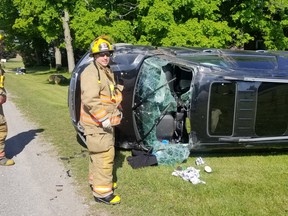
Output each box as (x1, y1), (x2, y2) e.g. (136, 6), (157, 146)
(209, 82), (235, 135)
(110, 53), (146, 72)
(255, 83), (288, 136)
(182, 54), (277, 70)
(134, 56), (177, 145)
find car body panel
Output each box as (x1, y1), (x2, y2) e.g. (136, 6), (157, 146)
(68, 44), (288, 151)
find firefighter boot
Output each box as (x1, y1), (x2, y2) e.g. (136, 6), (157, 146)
(0, 157), (15, 166)
(94, 194), (121, 205)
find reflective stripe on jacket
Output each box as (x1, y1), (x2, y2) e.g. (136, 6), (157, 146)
(80, 61), (123, 129)
(0, 68), (6, 124)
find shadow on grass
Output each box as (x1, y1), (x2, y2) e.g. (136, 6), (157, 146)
(26, 67), (68, 74)
(21, 66), (51, 74)
(6, 68), (19, 72)
(5, 128), (45, 158)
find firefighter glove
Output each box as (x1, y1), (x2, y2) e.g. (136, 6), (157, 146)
(102, 118), (112, 130)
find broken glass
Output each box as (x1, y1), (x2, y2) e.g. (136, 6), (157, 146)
(134, 56), (190, 165)
(134, 57), (176, 143)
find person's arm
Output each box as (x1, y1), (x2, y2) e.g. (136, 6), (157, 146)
(0, 88), (6, 105)
(0, 68), (6, 105)
(81, 68), (109, 123)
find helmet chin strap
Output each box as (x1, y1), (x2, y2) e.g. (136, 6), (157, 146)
(93, 61), (101, 84)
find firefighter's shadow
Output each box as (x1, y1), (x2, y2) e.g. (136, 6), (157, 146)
(5, 129), (44, 158)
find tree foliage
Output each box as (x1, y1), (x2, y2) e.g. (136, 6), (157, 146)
(230, 0), (288, 50)
(70, 0), (138, 49)
(1, 0), (288, 67)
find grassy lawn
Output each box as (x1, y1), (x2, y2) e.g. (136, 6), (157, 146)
(3, 58), (288, 216)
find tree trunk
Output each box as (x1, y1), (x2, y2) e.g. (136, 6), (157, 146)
(34, 49), (41, 66)
(54, 46), (62, 71)
(62, 9), (75, 73)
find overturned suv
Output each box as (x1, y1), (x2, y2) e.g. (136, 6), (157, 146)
(69, 44), (288, 151)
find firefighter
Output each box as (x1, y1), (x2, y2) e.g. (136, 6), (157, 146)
(80, 36), (123, 205)
(0, 64), (15, 166)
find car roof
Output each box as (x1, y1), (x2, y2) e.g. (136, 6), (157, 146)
(74, 44), (288, 74)
(159, 47), (288, 71)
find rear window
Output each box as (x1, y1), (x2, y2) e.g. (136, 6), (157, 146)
(209, 82), (236, 135)
(208, 82), (288, 137)
(255, 83), (288, 136)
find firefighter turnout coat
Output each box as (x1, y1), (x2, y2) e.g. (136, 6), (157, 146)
(80, 61), (123, 133)
(0, 65), (7, 157)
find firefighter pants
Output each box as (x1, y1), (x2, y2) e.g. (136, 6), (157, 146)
(0, 123), (7, 158)
(86, 128), (115, 198)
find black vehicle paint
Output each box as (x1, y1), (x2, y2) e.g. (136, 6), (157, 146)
(68, 44), (288, 151)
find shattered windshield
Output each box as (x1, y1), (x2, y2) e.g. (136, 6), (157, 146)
(134, 56), (177, 143)
(133, 56), (190, 165)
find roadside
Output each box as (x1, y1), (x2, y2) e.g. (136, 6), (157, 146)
(3, 57), (288, 216)
(0, 95), (91, 216)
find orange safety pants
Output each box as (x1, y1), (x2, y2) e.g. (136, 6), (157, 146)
(0, 123), (7, 158)
(86, 128), (115, 198)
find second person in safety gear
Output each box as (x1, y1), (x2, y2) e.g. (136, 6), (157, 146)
(80, 35), (123, 205)
(0, 64), (15, 166)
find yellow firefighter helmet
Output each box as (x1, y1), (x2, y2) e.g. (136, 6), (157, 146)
(90, 37), (113, 56)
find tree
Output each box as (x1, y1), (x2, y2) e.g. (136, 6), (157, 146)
(0, 0), (21, 59)
(37, 0), (65, 70)
(229, 0), (288, 50)
(10, 0), (77, 71)
(0, 0), (54, 66)
(62, 9), (75, 73)
(134, 0), (252, 48)
(70, 0), (138, 49)
(2, 0), (288, 67)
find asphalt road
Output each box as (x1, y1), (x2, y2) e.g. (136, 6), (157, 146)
(0, 95), (90, 216)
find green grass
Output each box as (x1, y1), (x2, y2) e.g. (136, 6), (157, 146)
(3, 58), (288, 216)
